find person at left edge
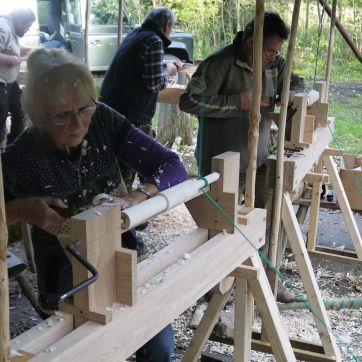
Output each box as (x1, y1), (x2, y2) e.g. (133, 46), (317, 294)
(0, 8), (35, 147)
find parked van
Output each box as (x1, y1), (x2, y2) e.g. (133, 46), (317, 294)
(1, 0), (194, 72)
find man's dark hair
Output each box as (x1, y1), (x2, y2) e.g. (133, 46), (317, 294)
(243, 12), (289, 40)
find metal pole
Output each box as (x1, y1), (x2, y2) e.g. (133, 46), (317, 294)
(319, 0), (362, 64)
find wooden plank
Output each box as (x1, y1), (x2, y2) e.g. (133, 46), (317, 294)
(10, 351), (34, 362)
(11, 313), (74, 355)
(303, 115), (315, 144)
(182, 284), (234, 362)
(267, 121), (334, 192)
(157, 85), (186, 104)
(282, 192), (341, 359)
(234, 277), (253, 361)
(306, 180), (322, 251)
(229, 265), (259, 280)
(70, 205), (122, 326)
(29, 214), (266, 362)
(303, 172), (330, 183)
(186, 152), (240, 233)
(324, 156), (362, 259)
(59, 302), (112, 324)
(340, 168), (362, 211)
(309, 250), (362, 266)
(248, 253), (297, 362)
(137, 228), (208, 286)
(115, 248), (137, 306)
(290, 93), (307, 144)
(308, 102), (329, 127)
(315, 81), (327, 103)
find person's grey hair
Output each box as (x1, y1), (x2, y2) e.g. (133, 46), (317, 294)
(143, 7), (177, 30)
(9, 8), (36, 24)
(23, 48), (96, 124)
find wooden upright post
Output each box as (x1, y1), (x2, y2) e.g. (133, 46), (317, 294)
(0, 157), (10, 362)
(84, 0), (90, 66)
(325, 0), (337, 101)
(117, 0), (124, 46)
(244, 0), (264, 209)
(268, 0), (302, 283)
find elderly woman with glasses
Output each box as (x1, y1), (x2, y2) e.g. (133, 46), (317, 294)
(3, 48), (187, 361)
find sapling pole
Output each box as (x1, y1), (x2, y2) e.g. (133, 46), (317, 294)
(267, 0), (302, 285)
(0, 155), (10, 362)
(244, 0), (264, 209)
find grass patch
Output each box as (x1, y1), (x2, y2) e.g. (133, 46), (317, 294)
(329, 97), (362, 154)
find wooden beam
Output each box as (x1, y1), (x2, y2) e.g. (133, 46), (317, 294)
(267, 121), (334, 192)
(282, 192), (341, 359)
(59, 302), (112, 324)
(182, 283), (234, 362)
(186, 152), (240, 233)
(70, 205), (122, 326)
(24, 215), (265, 361)
(137, 228), (208, 286)
(229, 265), (259, 280)
(324, 156), (362, 259)
(11, 313), (74, 355)
(234, 277), (253, 361)
(248, 254), (297, 362)
(290, 93), (307, 144)
(303, 172), (330, 183)
(309, 249), (362, 266)
(306, 180), (323, 251)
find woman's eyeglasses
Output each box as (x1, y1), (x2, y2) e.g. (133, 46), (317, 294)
(50, 102), (96, 125)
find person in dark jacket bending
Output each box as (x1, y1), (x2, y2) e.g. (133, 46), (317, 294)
(100, 7), (182, 190)
(4, 48), (187, 361)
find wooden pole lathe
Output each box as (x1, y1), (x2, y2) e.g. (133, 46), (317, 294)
(325, 0), (337, 100)
(267, 0), (302, 282)
(244, 0), (264, 209)
(0, 157), (10, 362)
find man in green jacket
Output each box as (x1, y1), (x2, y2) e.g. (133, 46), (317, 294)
(179, 12), (305, 302)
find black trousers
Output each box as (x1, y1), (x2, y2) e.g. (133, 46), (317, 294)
(0, 81), (25, 145)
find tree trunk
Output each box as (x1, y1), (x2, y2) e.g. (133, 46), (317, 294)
(157, 104), (192, 148)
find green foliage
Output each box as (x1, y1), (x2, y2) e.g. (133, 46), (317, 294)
(8, 223), (22, 244)
(91, 0), (118, 25)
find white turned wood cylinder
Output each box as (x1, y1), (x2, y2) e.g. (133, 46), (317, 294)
(121, 172), (220, 230)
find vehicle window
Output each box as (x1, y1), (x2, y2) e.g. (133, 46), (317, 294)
(67, 0), (80, 25)
(90, 0), (118, 25)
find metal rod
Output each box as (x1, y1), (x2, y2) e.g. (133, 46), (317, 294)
(57, 241), (98, 303)
(319, 0), (362, 64)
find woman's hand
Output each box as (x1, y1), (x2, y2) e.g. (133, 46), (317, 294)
(6, 197), (68, 229)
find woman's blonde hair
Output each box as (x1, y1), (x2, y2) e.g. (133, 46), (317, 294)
(23, 48), (96, 124)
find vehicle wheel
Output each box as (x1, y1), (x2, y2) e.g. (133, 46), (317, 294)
(163, 54), (187, 86)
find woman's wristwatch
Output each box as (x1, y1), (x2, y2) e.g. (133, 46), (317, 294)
(136, 185), (151, 199)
